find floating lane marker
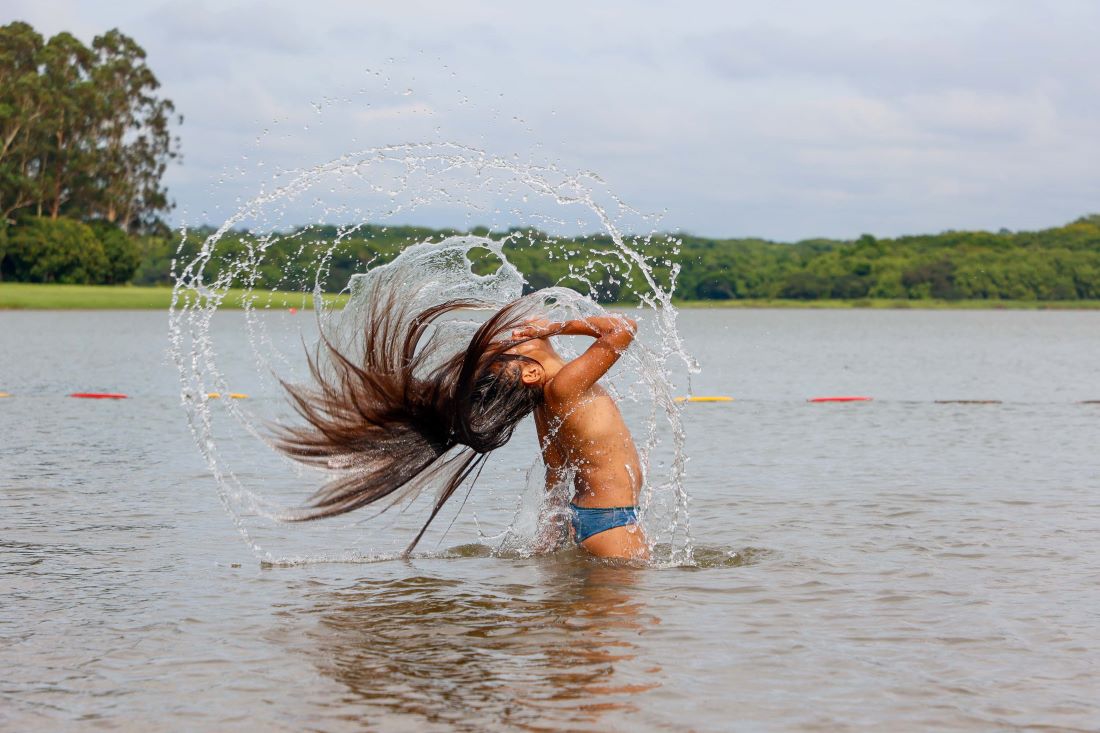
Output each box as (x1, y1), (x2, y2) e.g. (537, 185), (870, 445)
(70, 392), (128, 399)
(0, 392), (10, 398)
(808, 396), (872, 403)
(206, 392), (249, 399)
(675, 396), (734, 403)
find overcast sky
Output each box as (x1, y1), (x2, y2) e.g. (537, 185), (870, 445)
(6, 0), (1100, 239)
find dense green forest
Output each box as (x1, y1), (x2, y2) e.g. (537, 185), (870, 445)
(3, 20), (1099, 303)
(151, 215), (1100, 303)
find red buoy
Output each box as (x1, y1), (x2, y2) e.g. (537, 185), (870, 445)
(808, 396), (872, 403)
(70, 393), (129, 399)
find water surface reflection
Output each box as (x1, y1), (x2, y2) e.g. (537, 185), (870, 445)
(293, 556), (660, 730)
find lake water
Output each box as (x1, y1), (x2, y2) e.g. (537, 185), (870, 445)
(2, 308), (1098, 731)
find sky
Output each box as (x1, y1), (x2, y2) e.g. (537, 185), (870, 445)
(5, 0), (1100, 240)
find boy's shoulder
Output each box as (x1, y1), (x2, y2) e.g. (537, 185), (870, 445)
(544, 379), (606, 412)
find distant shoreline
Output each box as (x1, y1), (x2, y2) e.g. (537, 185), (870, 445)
(0, 283), (346, 310)
(4, 283), (1100, 311)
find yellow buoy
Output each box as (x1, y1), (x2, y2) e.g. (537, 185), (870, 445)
(207, 392), (249, 399)
(229, 393), (249, 399)
(206, 392), (221, 399)
(675, 396), (733, 403)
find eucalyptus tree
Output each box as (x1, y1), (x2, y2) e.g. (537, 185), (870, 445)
(37, 30), (97, 220)
(88, 28), (180, 232)
(0, 21), (46, 223)
(0, 21), (180, 232)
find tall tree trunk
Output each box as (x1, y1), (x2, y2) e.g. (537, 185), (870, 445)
(50, 177), (61, 218)
(51, 128), (64, 219)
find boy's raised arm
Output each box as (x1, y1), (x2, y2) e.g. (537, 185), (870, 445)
(513, 315), (636, 400)
(512, 315), (636, 343)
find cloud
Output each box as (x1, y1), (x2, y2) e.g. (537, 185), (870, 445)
(3, 0), (1099, 239)
(142, 1), (319, 53)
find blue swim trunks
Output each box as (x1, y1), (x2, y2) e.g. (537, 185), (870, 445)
(569, 503), (640, 543)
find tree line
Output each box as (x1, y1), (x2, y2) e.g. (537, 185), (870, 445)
(0, 21), (179, 283)
(663, 216), (1100, 302)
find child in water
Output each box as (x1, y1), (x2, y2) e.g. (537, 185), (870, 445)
(506, 315), (647, 560)
(274, 289), (647, 560)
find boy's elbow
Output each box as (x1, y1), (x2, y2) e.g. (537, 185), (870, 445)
(614, 316), (637, 344)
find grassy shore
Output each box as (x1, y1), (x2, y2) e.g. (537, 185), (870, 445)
(2, 282), (1099, 310)
(0, 283), (349, 310)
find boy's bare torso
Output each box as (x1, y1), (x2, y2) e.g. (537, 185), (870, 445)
(534, 382), (643, 508)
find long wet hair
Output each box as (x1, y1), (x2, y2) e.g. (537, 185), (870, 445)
(272, 289), (545, 554)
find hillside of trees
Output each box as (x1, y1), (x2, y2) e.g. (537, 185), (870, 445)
(145, 215), (1100, 303)
(665, 216), (1100, 302)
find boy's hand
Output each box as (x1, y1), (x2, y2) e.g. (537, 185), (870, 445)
(512, 318), (555, 340)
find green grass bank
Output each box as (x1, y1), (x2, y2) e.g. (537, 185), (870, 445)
(3, 282), (1100, 310)
(0, 283), (349, 310)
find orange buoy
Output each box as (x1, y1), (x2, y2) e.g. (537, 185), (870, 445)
(808, 396), (872, 403)
(70, 392), (128, 399)
(289, 307), (298, 314)
(0, 392), (10, 398)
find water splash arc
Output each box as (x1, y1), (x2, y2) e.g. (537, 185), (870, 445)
(169, 141), (696, 565)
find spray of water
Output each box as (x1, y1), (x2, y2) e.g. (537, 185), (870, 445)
(169, 141), (698, 565)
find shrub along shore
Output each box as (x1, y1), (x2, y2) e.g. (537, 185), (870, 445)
(2, 282), (1098, 310)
